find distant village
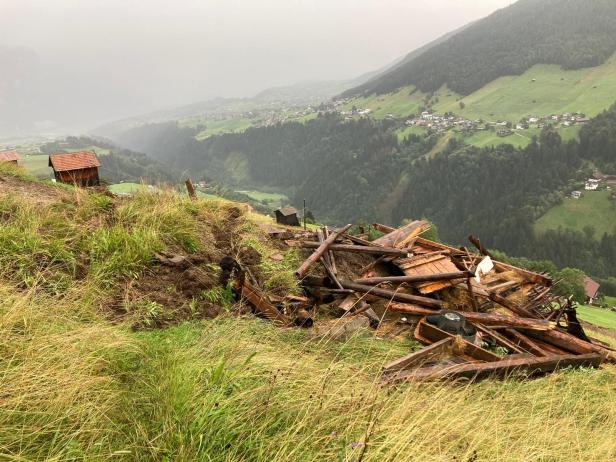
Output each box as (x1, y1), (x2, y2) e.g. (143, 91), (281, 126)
(401, 111), (591, 137)
(571, 172), (616, 200)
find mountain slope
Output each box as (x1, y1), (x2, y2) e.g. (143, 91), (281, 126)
(343, 0), (616, 98)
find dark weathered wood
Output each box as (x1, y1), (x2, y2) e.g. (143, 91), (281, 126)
(355, 271), (471, 285)
(323, 227), (338, 276)
(390, 303), (554, 330)
(295, 224), (352, 278)
(504, 329), (549, 357)
(185, 178), (197, 200)
(372, 223), (396, 234)
(340, 281), (445, 309)
(468, 234), (493, 257)
(300, 242), (410, 257)
(392, 353), (603, 382)
(523, 328), (610, 357)
(487, 280), (519, 294)
(383, 338), (453, 374)
(414, 319), (502, 362)
(240, 281), (290, 326)
(340, 233), (382, 247)
(474, 324), (526, 354)
(316, 229), (343, 290)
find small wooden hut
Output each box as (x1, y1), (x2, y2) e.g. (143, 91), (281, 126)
(0, 150), (21, 165)
(274, 207), (300, 226)
(49, 151), (101, 186)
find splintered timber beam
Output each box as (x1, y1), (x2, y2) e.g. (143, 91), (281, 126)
(474, 324), (526, 354)
(185, 178), (197, 200)
(414, 319), (502, 362)
(372, 220), (430, 248)
(390, 303), (554, 330)
(295, 224), (352, 279)
(504, 329), (549, 357)
(300, 242), (410, 257)
(522, 328), (613, 358)
(390, 353), (604, 382)
(382, 338), (453, 374)
(354, 271), (472, 285)
(340, 281), (445, 309)
(240, 281), (290, 327)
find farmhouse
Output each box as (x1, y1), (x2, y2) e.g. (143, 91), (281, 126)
(584, 276), (600, 304)
(0, 150), (21, 164)
(274, 207), (300, 226)
(49, 151), (101, 186)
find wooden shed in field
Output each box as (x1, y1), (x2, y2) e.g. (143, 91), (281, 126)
(274, 207), (300, 226)
(0, 150), (21, 164)
(49, 151), (101, 186)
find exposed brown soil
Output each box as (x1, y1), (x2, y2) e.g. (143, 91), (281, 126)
(115, 251), (222, 330)
(0, 173), (69, 205)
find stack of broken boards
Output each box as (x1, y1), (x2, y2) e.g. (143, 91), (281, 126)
(240, 220), (616, 382)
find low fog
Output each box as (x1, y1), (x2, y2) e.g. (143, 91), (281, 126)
(0, 0), (512, 137)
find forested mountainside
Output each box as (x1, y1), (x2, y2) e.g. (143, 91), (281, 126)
(112, 104), (616, 279)
(343, 0), (616, 97)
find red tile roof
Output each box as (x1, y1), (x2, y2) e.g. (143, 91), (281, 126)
(0, 150), (21, 162)
(584, 276), (600, 299)
(49, 151), (100, 172)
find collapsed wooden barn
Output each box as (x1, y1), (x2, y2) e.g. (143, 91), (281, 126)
(49, 151), (101, 186)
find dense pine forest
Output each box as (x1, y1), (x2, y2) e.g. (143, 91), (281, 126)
(343, 0), (616, 97)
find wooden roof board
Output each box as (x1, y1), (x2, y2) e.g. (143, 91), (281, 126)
(49, 151), (101, 172)
(396, 253), (461, 294)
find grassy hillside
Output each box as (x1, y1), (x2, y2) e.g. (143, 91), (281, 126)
(344, 0), (616, 97)
(535, 191), (616, 239)
(2, 163), (616, 460)
(435, 53), (616, 121)
(577, 304), (616, 329)
(343, 52), (616, 126)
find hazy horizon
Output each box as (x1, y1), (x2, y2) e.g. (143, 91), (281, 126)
(0, 0), (513, 136)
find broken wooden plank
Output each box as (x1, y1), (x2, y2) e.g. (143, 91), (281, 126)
(185, 178), (197, 200)
(391, 353), (603, 382)
(487, 280), (520, 294)
(467, 235), (493, 257)
(295, 224), (352, 278)
(323, 227), (338, 276)
(372, 220), (430, 249)
(504, 329), (549, 357)
(300, 242), (409, 257)
(354, 271), (472, 285)
(390, 303), (554, 330)
(523, 328), (612, 357)
(240, 281), (290, 326)
(383, 338), (453, 374)
(414, 318), (502, 362)
(340, 281), (445, 309)
(474, 324), (526, 354)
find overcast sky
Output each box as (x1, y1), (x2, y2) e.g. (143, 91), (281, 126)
(0, 0), (513, 134)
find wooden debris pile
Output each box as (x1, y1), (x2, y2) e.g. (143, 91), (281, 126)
(232, 220), (615, 381)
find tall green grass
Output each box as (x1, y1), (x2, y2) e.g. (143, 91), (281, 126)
(1, 174), (616, 461)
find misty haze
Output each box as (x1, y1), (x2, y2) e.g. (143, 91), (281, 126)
(2, 1), (616, 461)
